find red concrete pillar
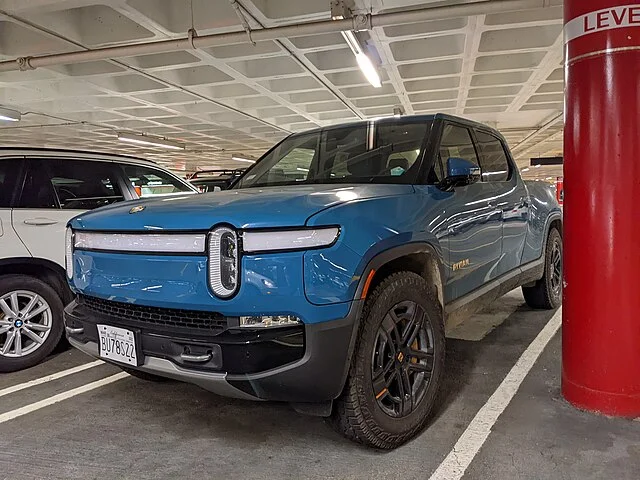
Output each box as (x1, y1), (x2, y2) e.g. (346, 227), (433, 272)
(563, 0), (640, 416)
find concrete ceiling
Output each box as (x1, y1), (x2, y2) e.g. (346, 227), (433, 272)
(0, 0), (565, 180)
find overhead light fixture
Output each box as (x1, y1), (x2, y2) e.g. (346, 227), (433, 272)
(340, 30), (381, 88)
(521, 167), (530, 172)
(393, 106), (405, 117)
(0, 106), (21, 122)
(231, 155), (256, 164)
(118, 132), (184, 150)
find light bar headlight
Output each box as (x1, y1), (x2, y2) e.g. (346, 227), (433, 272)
(65, 227), (73, 279)
(242, 227), (339, 253)
(209, 226), (239, 298)
(73, 232), (206, 253)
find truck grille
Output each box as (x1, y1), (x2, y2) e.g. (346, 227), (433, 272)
(79, 295), (227, 333)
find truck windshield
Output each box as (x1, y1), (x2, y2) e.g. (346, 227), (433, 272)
(235, 119), (433, 188)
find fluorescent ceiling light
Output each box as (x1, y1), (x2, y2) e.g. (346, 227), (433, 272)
(0, 106), (21, 122)
(232, 156), (256, 163)
(341, 30), (381, 88)
(118, 132), (184, 150)
(521, 167), (530, 172)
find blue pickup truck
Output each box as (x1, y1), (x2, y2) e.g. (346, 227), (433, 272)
(64, 114), (562, 449)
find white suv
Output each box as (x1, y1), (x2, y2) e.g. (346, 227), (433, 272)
(0, 148), (197, 372)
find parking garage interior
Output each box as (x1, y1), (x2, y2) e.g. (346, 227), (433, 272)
(0, 0), (638, 479)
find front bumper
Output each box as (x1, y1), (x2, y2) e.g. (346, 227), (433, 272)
(64, 298), (361, 403)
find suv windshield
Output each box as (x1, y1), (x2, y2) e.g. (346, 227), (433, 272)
(235, 119), (432, 188)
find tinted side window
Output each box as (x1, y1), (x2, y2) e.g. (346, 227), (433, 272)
(476, 130), (510, 182)
(436, 124), (480, 182)
(19, 159), (125, 210)
(19, 162), (57, 208)
(122, 164), (193, 198)
(0, 159), (23, 208)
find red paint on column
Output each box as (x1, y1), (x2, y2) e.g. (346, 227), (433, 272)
(563, 0), (640, 416)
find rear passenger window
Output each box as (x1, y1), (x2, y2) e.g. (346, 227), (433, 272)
(475, 131), (511, 182)
(19, 159), (125, 210)
(0, 159), (22, 208)
(122, 164), (193, 198)
(433, 124), (480, 183)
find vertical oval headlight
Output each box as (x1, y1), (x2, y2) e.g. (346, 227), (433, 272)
(209, 226), (239, 298)
(65, 227), (74, 280)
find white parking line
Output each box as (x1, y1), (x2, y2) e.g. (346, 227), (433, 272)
(0, 372), (128, 424)
(0, 360), (104, 398)
(429, 308), (562, 480)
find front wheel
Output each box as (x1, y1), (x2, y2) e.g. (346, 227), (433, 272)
(0, 275), (64, 372)
(331, 272), (445, 449)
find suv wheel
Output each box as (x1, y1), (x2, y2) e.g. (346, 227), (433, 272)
(522, 227), (563, 309)
(0, 275), (64, 372)
(331, 272), (445, 449)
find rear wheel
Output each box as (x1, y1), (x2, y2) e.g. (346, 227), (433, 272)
(331, 272), (445, 449)
(0, 275), (64, 372)
(523, 227), (563, 309)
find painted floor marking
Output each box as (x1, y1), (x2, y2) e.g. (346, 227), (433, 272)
(0, 372), (128, 424)
(429, 307), (562, 480)
(0, 360), (104, 398)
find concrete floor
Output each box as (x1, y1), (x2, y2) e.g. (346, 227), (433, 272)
(0, 291), (637, 479)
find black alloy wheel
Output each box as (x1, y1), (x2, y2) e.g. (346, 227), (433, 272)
(549, 239), (562, 299)
(372, 300), (435, 418)
(331, 271), (445, 449)
(522, 227), (563, 309)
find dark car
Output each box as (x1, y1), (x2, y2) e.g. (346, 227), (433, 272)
(188, 169), (245, 192)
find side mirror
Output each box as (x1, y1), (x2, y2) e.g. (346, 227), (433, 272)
(443, 157), (481, 188)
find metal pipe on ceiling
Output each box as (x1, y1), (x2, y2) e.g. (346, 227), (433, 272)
(511, 112), (564, 151)
(0, 0), (547, 72)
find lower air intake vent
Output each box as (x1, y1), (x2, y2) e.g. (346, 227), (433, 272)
(80, 295), (227, 333)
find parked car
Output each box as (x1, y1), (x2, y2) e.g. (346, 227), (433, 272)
(188, 169), (245, 192)
(64, 114), (562, 449)
(0, 148), (198, 372)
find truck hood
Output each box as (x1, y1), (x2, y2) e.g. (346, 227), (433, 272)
(70, 184), (415, 231)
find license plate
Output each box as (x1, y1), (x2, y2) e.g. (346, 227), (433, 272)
(97, 324), (138, 366)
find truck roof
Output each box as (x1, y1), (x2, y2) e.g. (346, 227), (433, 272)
(287, 113), (502, 137)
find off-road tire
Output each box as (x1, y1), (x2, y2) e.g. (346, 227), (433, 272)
(331, 272), (445, 449)
(523, 227), (563, 309)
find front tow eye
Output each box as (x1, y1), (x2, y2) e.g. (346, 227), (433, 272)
(180, 351), (213, 363)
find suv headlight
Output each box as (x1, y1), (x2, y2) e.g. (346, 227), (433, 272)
(65, 227), (74, 279)
(242, 227), (339, 253)
(209, 226), (239, 298)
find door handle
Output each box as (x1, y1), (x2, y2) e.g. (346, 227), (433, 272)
(23, 218), (58, 226)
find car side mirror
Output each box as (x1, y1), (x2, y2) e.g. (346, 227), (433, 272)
(443, 157), (481, 188)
